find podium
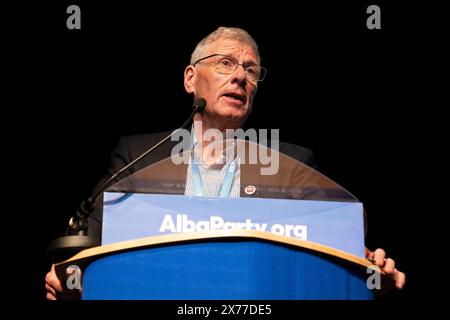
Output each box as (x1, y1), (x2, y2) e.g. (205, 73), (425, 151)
(56, 230), (375, 299)
(55, 140), (381, 299)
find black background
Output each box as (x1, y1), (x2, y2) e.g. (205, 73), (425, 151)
(9, 0), (447, 309)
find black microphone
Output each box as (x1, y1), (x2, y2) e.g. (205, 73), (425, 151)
(47, 98), (206, 260)
(70, 97), (206, 234)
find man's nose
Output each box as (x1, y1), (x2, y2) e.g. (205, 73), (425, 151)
(230, 64), (247, 85)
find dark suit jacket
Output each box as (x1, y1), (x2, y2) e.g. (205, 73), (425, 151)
(84, 131), (320, 241)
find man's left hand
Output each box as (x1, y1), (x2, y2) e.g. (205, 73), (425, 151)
(365, 247), (406, 289)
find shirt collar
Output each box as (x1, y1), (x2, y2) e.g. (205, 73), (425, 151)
(190, 121), (238, 169)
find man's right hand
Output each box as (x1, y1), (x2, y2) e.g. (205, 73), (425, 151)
(45, 264), (63, 300)
(45, 264), (82, 300)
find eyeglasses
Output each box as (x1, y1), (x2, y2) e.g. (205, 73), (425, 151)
(192, 54), (267, 83)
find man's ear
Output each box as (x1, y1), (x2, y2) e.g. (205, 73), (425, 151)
(184, 65), (195, 94)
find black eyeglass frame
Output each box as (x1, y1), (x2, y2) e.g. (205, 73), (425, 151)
(192, 54), (267, 82)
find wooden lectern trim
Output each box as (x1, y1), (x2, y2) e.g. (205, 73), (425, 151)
(56, 230), (373, 272)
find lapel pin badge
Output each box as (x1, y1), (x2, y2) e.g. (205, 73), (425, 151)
(244, 185), (256, 195)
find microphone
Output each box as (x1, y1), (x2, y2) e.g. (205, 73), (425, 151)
(70, 97), (206, 234)
(47, 98), (206, 260)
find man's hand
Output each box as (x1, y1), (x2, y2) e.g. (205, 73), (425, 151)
(45, 264), (82, 300)
(365, 247), (406, 289)
(45, 264), (63, 300)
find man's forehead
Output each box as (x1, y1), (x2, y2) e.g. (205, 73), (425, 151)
(207, 39), (258, 61)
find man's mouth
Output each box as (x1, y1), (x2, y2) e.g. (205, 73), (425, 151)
(222, 92), (246, 104)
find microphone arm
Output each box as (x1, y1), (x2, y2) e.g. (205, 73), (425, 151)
(69, 98), (207, 235)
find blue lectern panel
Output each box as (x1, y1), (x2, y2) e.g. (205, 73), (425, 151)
(82, 240), (373, 300)
(103, 193), (365, 258)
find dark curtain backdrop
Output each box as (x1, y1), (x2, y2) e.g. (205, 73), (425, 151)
(13, 0), (447, 307)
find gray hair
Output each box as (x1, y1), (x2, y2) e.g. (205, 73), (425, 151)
(190, 27), (260, 65)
